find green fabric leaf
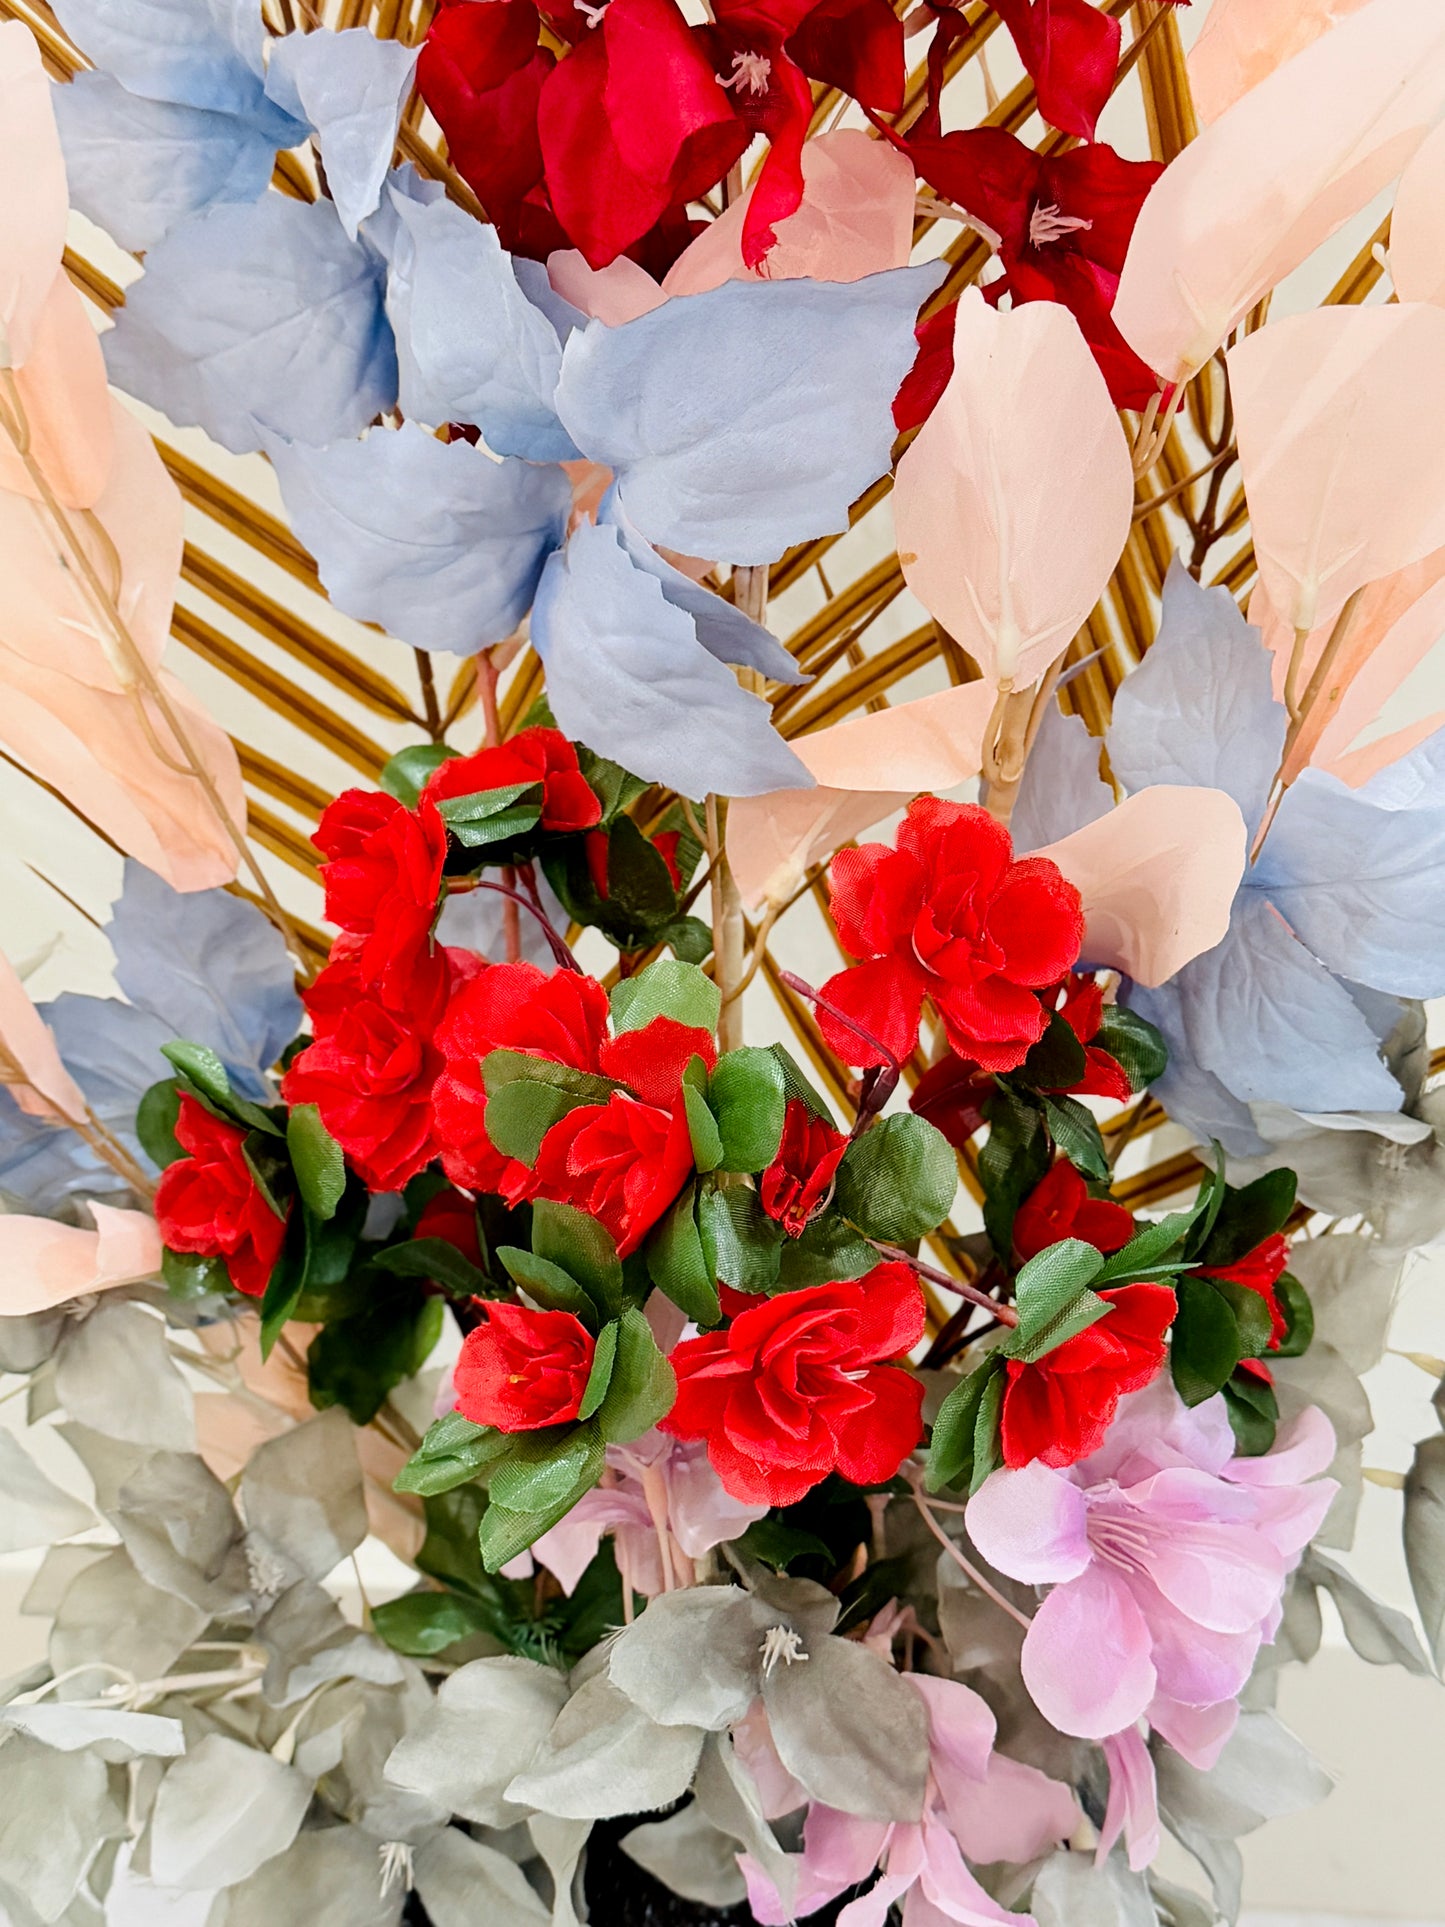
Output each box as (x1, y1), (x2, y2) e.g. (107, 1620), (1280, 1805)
(578, 1319), (619, 1421)
(286, 1102), (346, 1221)
(775, 1211), (875, 1290)
(259, 1239), (306, 1356)
(979, 1088), (1050, 1260)
(436, 779), (543, 849)
(611, 957), (721, 1037)
(970, 1367), (1005, 1492)
(598, 1308), (677, 1443)
(836, 1113), (957, 1243)
(606, 815), (682, 929)
(136, 1078), (183, 1169)
(396, 1413), (515, 1497)
(531, 1201), (626, 1318)
(927, 1355), (1004, 1494)
(307, 1283), (445, 1424)
(1095, 1006), (1169, 1089)
(1017, 1010), (1087, 1092)
(708, 1048), (787, 1173)
(161, 1246), (226, 1302)
(768, 1044), (838, 1124)
(662, 915), (713, 965)
(1092, 1208), (1198, 1285)
(576, 745), (649, 823)
(1223, 1370), (1279, 1457)
(1198, 1167), (1297, 1269)
(1272, 1271), (1315, 1359)
(683, 1083), (724, 1173)
(479, 1424), (606, 1571)
(1170, 1276), (1242, 1406)
(485, 1081), (578, 1165)
(161, 1039), (282, 1136)
(379, 742), (459, 809)
(1006, 1239), (1110, 1364)
(645, 1185), (721, 1326)
(371, 1589), (496, 1657)
(1211, 1277), (1276, 1359)
(1040, 1095), (1109, 1182)
(372, 1238), (496, 1299)
(735, 1519), (834, 1572)
(482, 1049), (618, 1105)
(697, 1185), (783, 1295)
(499, 1246), (598, 1323)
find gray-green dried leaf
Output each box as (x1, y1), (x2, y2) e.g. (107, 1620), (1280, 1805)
(112, 1450), (248, 1615)
(1404, 1431), (1445, 1666)
(149, 1732), (313, 1890)
(384, 1655), (568, 1829)
(50, 1547), (208, 1697)
(505, 1673), (704, 1822)
(765, 1629), (929, 1823)
(621, 1801), (748, 1909)
(1301, 1547), (1434, 1675)
(1, 1704), (184, 1761)
(1030, 1852), (1159, 1927)
(0, 1731), (125, 1921)
(210, 1825), (404, 1927)
(53, 1299), (194, 1451)
(607, 1587), (770, 1731)
(414, 1826), (550, 1927)
(0, 1429), (92, 1553)
(241, 1408), (369, 1586)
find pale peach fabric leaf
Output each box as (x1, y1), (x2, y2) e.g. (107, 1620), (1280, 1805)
(1116, 0), (1445, 383)
(546, 250), (666, 326)
(1229, 304), (1445, 635)
(1187, 0), (1373, 126)
(0, 1202), (162, 1316)
(0, 23), (68, 368)
(1326, 711), (1445, 787)
(1032, 786), (1248, 987)
(726, 681), (997, 909)
(893, 292), (1132, 692)
(0, 946), (87, 1124)
(1390, 117), (1445, 305)
(663, 130), (915, 298)
(0, 271), (113, 509)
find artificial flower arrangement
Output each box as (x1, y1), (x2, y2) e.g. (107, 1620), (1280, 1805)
(3, 2), (1445, 1926)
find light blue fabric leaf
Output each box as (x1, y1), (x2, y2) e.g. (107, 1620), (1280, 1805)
(1142, 892), (1402, 1123)
(268, 422), (571, 656)
(512, 258), (586, 346)
(531, 523), (813, 799)
(104, 197), (396, 455)
(1121, 976), (1266, 1159)
(51, 0), (297, 133)
(1108, 560), (1286, 838)
(1353, 720), (1445, 809)
(52, 72), (279, 250)
(1011, 703), (1112, 853)
(384, 193), (578, 461)
(106, 862), (301, 1099)
(354, 163), (445, 266)
(553, 263), (946, 565)
(264, 29), (418, 241)
(598, 489), (804, 687)
(1251, 771), (1445, 999)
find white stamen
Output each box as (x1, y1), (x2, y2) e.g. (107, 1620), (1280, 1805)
(759, 1624), (808, 1678)
(574, 0), (609, 26)
(718, 49), (773, 96)
(378, 1841), (415, 1899)
(245, 1537), (290, 1602)
(1028, 202), (1093, 248)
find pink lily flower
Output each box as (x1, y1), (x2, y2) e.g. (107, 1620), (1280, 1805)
(966, 1378), (1338, 1751)
(741, 1674), (1077, 1926)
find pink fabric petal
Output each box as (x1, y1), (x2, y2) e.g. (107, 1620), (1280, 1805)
(732, 1702), (811, 1821)
(1098, 1726), (1159, 1873)
(915, 1814), (1035, 1927)
(1021, 1564), (1158, 1739)
(1225, 1405), (1338, 1488)
(1187, 0), (1374, 126)
(894, 291), (1133, 692)
(0, 947), (88, 1125)
(1390, 115), (1445, 306)
(1030, 787), (1247, 988)
(1147, 1693), (1238, 1771)
(1079, 1377), (1236, 1485)
(655, 1434), (770, 1555)
(531, 1490), (640, 1595)
(838, 1825), (925, 1927)
(909, 1675), (997, 1785)
(0, 22), (69, 368)
(945, 1753), (1079, 1868)
(1108, 1474), (1288, 1634)
(966, 1461), (1091, 1586)
(0, 272), (114, 510)
(1133, 1578), (1260, 1709)
(804, 1803), (893, 1891)
(546, 248), (666, 324)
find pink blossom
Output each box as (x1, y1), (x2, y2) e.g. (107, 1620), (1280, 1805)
(528, 1428), (767, 1596)
(966, 1378), (1338, 1749)
(741, 1674), (1077, 1927)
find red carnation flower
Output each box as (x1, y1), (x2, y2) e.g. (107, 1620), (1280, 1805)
(999, 1282), (1176, 1469)
(431, 962), (613, 1201)
(662, 1262), (926, 1504)
(413, 1187), (486, 1270)
(313, 790), (447, 1004)
(818, 797), (1084, 1073)
(155, 1094), (290, 1299)
(1196, 1232), (1291, 1351)
(454, 1301), (596, 1430)
(1012, 1160), (1133, 1265)
(759, 1099), (849, 1237)
(422, 725), (601, 836)
(532, 1089), (695, 1257)
(1051, 973), (1133, 1102)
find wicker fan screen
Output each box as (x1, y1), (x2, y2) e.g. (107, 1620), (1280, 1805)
(0, 0), (1392, 1302)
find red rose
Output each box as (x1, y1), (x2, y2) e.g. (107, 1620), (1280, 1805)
(453, 1301), (596, 1430)
(422, 725), (602, 835)
(908, 1050), (995, 1150)
(1196, 1232), (1291, 1351)
(662, 1263), (926, 1504)
(759, 1099), (849, 1238)
(999, 1283), (1176, 1470)
(413, 1188), (485, 1270)
(818, 797), (1084, 1073)
(532, 1089), (695, 1257)
(1052, 975), (1132, 1102)
(1012, 1160), (1133, 1265)
(431, 962), (612, 1200)
(314, 790), (447, 1002)
(155, 1094), (290, 1298)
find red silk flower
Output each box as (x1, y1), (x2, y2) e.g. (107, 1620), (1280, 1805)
(759, 1098), (849, 1237)
(454, 1301), (597, 1430)
(907, 129), (1163, 408)
(663, 1262), (926, 1504)
(313, 789), (447, 1005)
(1000, 1282), (1177, 1469)
(413, 1187), (486, 1270)
(1196, 1232), (1291, 1351)
(1052, 973), (1133, 1102)
(155, 1094), (290, 1298)
(422, 725), (602, 836)
(1012, 1159), (1133, 1264)
(986, 0), (1121, 140)
(818, 797), (1085, 1073)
